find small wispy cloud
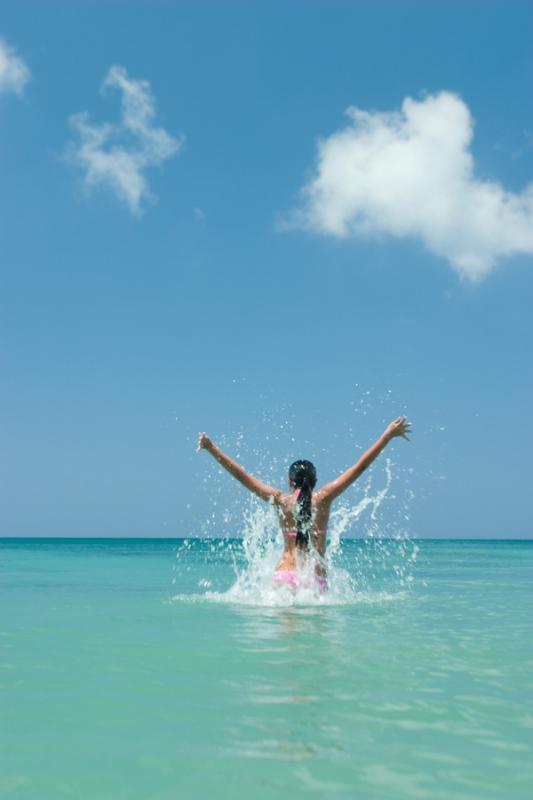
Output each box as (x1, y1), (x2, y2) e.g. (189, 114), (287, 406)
(284, 92), (533, 282)
(67, 66), (183, 215)
(0, 37), (30, 95)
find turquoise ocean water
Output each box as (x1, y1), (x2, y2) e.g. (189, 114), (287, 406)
(1, 537), (532, 799)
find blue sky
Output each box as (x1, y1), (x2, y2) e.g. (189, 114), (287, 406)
(1, 0), (532, 537)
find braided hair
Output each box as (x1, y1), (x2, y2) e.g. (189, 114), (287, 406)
(288, 460), (317, 549)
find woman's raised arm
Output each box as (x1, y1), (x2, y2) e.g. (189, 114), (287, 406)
(197, 433), (281, 503)
(315, 417), (412, 505)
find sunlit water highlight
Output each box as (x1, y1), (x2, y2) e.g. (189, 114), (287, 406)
(2, 536), (532, 800)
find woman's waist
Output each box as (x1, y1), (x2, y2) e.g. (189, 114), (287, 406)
(276, 552), (325, 574)
(277, 551), (297, 571)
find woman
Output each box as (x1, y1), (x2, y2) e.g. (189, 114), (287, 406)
(197, 416), (411, 591)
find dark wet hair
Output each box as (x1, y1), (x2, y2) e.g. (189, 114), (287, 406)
(288, 460), (317, 549)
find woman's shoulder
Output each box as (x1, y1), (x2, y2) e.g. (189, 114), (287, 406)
(275, 492), (292, 508)
(312, 489), (333, 508)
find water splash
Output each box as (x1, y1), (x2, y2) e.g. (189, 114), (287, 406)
(173, 388), (418, 606)
(172, 458), (417, 608)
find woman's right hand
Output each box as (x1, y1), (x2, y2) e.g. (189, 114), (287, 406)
(385, 416), (412, 441)
(196, 432), (213, 452)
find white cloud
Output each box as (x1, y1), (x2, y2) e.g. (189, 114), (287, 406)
(285, 92), (533, 281)
(0, 37), (30, 95)
(68, 65), (183, 215)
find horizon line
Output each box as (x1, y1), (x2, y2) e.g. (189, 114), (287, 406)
(1, 535), (532, 542)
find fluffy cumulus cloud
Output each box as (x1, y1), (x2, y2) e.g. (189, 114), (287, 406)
(68, 66), (183, 215)
(286, 92), (533, 281)
(0, 37), (30, 95)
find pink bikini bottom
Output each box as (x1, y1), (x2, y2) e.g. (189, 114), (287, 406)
(273, 570), (328, 592)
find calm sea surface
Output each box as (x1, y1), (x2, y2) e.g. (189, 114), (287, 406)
(1, 538), (532, 799)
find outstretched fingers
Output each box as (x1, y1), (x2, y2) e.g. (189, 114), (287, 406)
(400, 419), (412, 440)
(389, 416), (412, 441)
